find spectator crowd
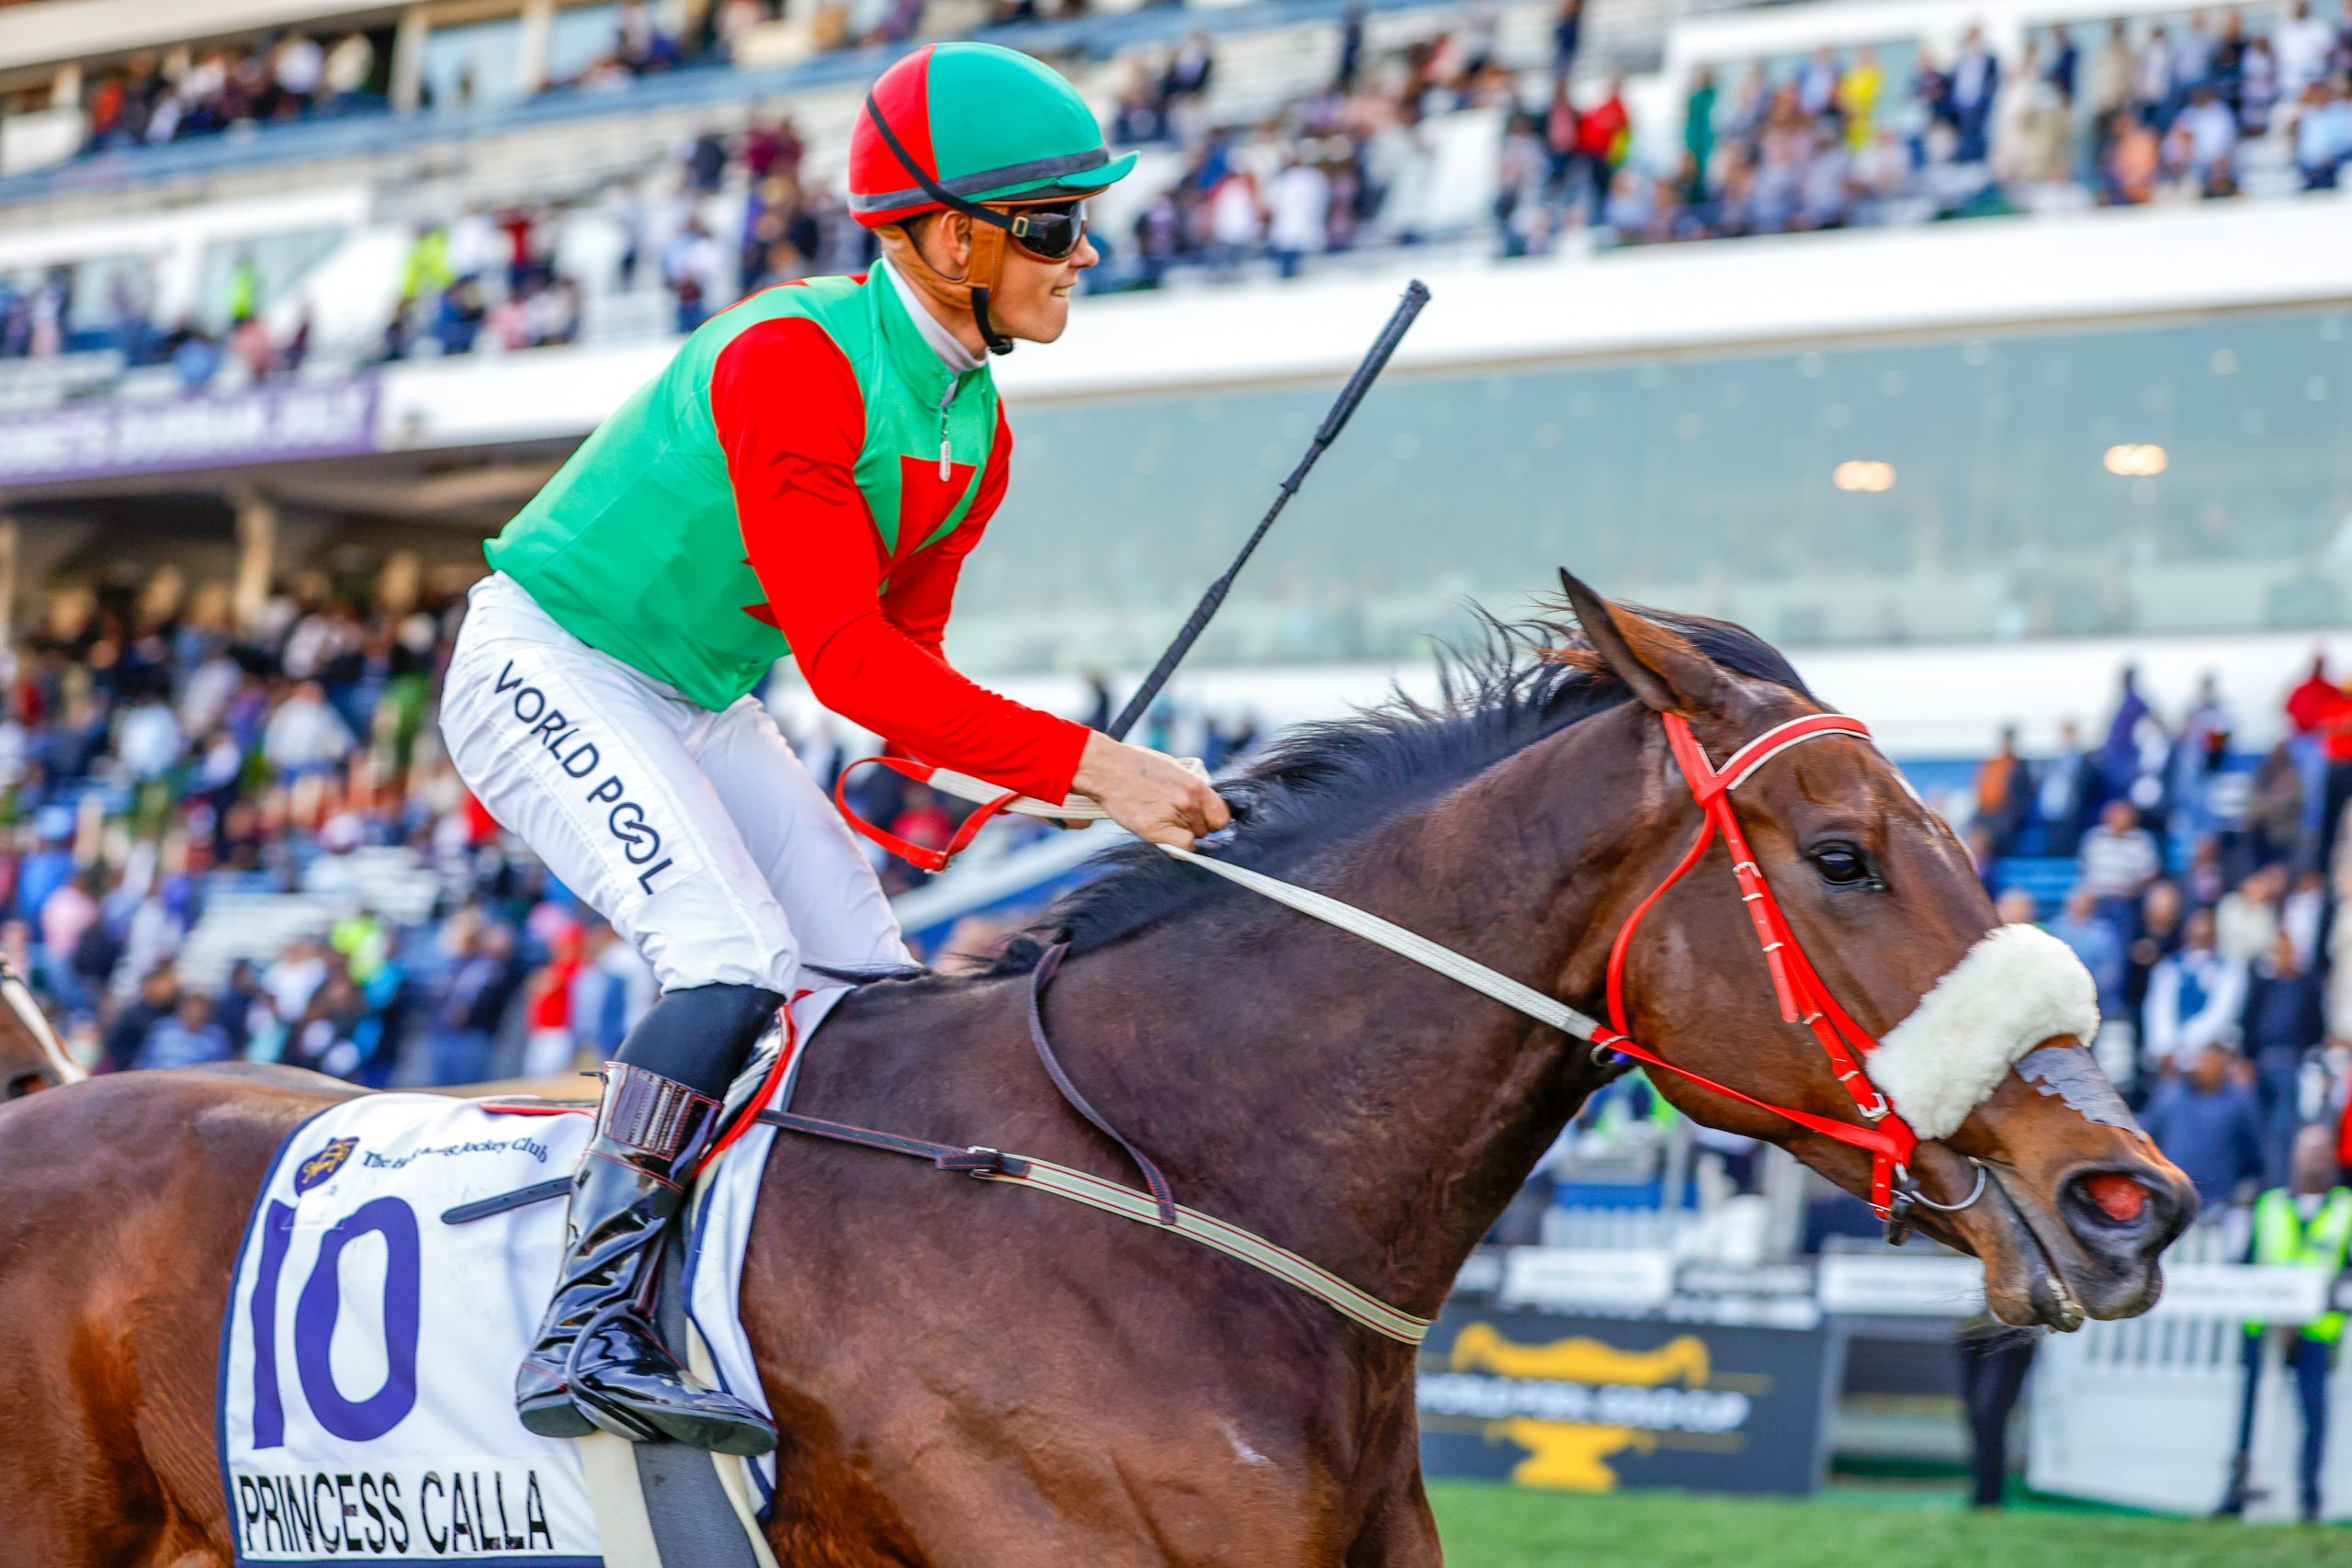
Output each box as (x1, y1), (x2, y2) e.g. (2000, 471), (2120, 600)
(0, 252), (316, 389)
(56, 0), (1107, 169)
(77, 32), (385, 154)
(378, 207), (585, 362)
(0, 574), (1259, 1093)
(15, 0), (2352, 379)
(1499, 1), (2352, 253)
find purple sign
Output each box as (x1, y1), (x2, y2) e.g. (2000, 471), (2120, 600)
(0, 377), (378, 488)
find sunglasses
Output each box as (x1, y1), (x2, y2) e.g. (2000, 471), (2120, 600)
(1002, 199), (1089, 262)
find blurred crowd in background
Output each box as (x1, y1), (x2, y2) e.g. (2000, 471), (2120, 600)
(1521, 0), (2352, 252)
(376, 207), (587, 361)
(13, 0), (2352, 374)
(74, 32), (386, 153)
(0, 251), (317, 382)
(1955, 656), (2352, 1224)
(54, 0), (1117, 168)
(0, 575), (1262, 1092)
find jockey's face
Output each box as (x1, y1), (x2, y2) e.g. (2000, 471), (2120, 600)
(986, 220), (1099, 345)
(907, 209), (1100, 351)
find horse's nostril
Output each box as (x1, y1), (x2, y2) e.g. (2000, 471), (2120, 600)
(2082, 1172), (2148, 1224)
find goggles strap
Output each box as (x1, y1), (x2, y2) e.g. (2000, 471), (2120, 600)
(863, 93), (1019, 237)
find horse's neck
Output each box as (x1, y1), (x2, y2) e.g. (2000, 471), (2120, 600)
(1061, 709), (1652, 1314)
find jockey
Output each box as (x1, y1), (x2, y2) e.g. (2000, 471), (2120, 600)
(439, 41), (1229, 1457)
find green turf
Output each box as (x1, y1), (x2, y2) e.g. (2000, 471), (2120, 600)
(1427, 1481), (2345, 1568)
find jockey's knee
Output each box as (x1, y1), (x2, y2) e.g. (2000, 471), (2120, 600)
(613, 983), (787, 1097)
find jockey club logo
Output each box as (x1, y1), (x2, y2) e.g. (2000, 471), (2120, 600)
(294, 1137), (359, 1194)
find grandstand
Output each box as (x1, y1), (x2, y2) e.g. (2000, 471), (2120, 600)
(0, 0), (2346, 980)
(0, 0), (2345, 753)
(0, 0), (2341, 1000)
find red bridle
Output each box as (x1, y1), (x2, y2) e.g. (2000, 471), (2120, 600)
(839, 705), (1956, 1224)
(1589, 712), (1922, 1217)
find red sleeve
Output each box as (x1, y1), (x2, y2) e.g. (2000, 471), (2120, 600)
(713, 317), (1088, 802)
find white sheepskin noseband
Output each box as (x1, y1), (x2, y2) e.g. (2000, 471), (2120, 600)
(1864, 924), (2099, 1140)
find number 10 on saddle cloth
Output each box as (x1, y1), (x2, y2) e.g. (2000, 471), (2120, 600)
(216, 1071), (791, 1567)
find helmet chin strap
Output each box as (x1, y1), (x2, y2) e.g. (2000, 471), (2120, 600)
(864, 91), (1020, 356)
(877, 220), (1014, 356)
(964, 221), (1013, 356)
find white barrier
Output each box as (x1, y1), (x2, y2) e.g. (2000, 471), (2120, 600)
(1815, 1253), (2331, 1324)
(2028, 1227), (2352, 1520)
(1815, 1254), (1986, 1317)
(1500, 1248), (1677, 1314)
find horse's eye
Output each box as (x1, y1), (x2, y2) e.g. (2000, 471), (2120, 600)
(1810, 842), (1872, 886)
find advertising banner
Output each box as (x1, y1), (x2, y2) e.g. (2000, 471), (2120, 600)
(0, 377), (378, 487)
(1418, 1305), (1837, 1495)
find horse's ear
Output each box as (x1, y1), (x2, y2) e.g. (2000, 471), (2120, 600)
(1556, 568), (1726, 716)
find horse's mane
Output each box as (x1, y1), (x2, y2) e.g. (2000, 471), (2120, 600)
(973, 601), (1812, 976)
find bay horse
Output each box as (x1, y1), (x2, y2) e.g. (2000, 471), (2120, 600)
(0, 579), (2190, 1564)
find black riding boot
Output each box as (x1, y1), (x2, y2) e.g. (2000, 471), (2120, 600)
(515, 986), (784, 1455)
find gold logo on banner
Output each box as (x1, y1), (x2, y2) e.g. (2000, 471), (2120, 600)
(1447, 1326), (1717, 1493)
(1450, 1325), (1712, 1386)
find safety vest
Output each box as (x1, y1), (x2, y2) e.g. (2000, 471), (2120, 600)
(2248, 1186), (2352, 1342)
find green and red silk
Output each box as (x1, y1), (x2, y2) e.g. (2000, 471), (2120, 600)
(486, 273), (1001, 714)
(848, 41), (1137, 228)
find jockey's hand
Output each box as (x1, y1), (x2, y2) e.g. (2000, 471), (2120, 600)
(1070, 732), (1232, 849)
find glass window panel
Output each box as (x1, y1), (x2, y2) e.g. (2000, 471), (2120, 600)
(945, 305), (2352, 676)
(422, 17), (525, 109)
(548, 3), (623, 84)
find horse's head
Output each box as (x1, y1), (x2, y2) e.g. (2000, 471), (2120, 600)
(1557, 570), (2193, 1330)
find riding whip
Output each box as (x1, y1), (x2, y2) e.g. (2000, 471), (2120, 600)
(1106, 278), (1431, 740)
(839, 280), (1431, 866)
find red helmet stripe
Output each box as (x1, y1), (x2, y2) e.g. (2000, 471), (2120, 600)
(853, 45), (940, 215)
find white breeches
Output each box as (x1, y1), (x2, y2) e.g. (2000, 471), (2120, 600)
(438, 573), (910, 995)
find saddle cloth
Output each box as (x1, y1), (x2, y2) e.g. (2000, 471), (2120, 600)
(217, 990), (841, 1566)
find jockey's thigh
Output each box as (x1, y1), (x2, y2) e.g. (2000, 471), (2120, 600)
(692, 695), (913, 974)
(439, 574), (798, 993)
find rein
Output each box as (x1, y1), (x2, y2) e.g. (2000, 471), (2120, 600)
(1165, 710), (1977, 1227)
(782, 707), (1984, 1348)
(763, 940), (1432, 1345)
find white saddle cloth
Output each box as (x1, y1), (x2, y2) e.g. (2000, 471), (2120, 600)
(217, 991), (840, 1565)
